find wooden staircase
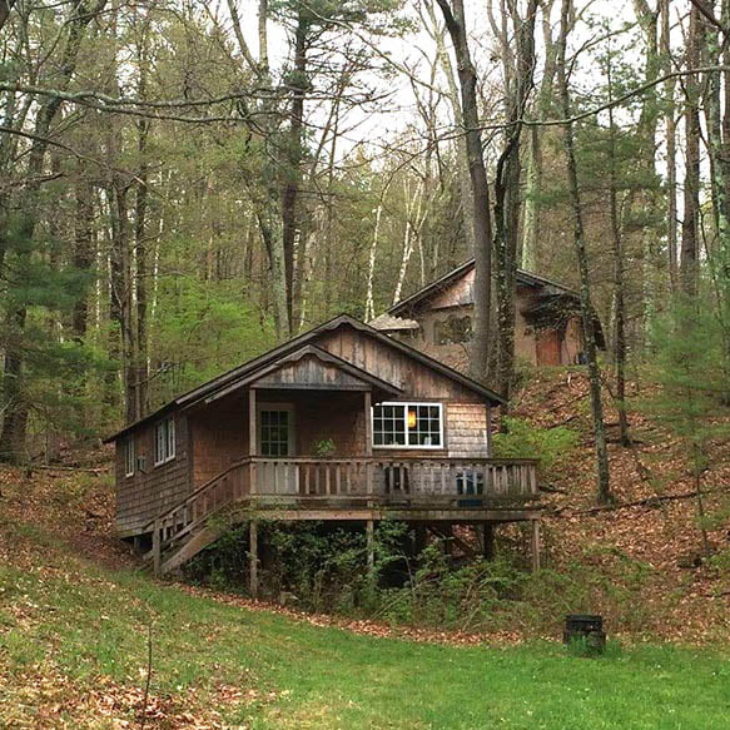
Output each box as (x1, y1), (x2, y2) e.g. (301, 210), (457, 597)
(145, 460), (250, 576)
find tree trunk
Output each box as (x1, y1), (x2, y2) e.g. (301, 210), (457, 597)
(521, 0), (558, 271)
(281, 10), (308, 331)
(436, 0), (492, 382)
(493, 0), (538, 406)
(557, 0), (611, 503)
(680, 4), (703, 298)
(134, 19), (151, 418)
(72, 160), (94, 340)
(660, 0), (678, 289)
(606, 56), (630, 446)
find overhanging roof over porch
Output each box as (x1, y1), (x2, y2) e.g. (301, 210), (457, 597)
(201, 344), (404, 403)
(104, 314), (504, 443)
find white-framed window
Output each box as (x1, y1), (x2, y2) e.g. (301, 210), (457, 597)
(124, 436), (135, 477)
(154, 417), (176, 465)
(372, 402), (444, 449)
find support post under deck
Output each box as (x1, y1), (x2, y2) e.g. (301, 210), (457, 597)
(366, 519), (375, 576)
(483, 522), (495, 561)
(152, 519), (161, 577)
(249, 521), (259, 597)
(530, 519), (541, 571)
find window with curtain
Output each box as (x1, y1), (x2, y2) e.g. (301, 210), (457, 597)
(372, 403), (443, 448)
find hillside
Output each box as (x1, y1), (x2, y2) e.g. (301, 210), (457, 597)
(511, 369), (730, 643)
(1, 370), (729, 727)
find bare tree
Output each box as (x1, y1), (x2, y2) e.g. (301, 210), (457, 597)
(556, 0), (611, 503)
(435, 0), (493, 382)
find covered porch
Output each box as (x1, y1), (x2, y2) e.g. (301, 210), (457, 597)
(183, 343), (539, 510)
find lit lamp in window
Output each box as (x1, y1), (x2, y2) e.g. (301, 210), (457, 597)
(407, 407), (417, 429)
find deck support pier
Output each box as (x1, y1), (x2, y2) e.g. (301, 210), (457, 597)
(249, 520), (259, 597)
(530, 519), (541, 572)
(483, 522), (495, 561)
(366, 519), (375, 577)
(152, 519), (161, 577)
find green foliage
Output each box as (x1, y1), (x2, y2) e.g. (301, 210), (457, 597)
(148, 275), (276, 406)
(313, 438), (336, 457)
(186, 519), (660, 638)
(642, 296), (730, 445)
(492, 416), (579, 472)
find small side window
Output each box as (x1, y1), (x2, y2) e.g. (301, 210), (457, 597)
(154, 417), (176, 465)
(124, 437), (135, 477)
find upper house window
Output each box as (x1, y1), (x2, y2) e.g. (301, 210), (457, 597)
(124, 436), (135, 477)
(154, 417), (176, 466)
(434, 314), (472, 345)
(372, 402), (443, 448)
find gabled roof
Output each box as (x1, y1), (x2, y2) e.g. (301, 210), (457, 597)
(104, 314), (504, 442)
(387, 259), (581, 316)
(200, 344), (404, 403)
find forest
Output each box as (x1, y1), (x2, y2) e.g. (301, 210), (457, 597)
(1, 0), (727, 473)
(1, 0), (730, 726)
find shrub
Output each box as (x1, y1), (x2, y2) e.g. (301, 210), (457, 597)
(492, 416), (579, 473)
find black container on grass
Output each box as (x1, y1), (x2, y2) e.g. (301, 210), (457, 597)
(564, 614), (606, 656)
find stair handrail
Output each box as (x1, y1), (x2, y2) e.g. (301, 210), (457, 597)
(143, 457), (250, 533)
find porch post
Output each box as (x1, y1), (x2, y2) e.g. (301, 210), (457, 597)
(485, 406), (493, 457)
(248, 389), (257, 500)
(249, 520), (259, 597)
(363, 391), (372, 456)
(530, 519), (541, 572)
(248, 388), (257, 456)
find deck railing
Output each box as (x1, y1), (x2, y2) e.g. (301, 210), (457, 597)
(147, 456), (539, 567)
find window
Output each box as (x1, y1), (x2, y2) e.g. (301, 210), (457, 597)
(124, 437), (135, 477)
(372, 402), (443, 448)
(434, 315), (472, 345)
(259, 407), (293, 457)
(154, 417), (176, 465)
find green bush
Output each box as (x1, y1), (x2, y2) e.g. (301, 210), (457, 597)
(184, 519), (655, 636)
(492, 416), (579, 473)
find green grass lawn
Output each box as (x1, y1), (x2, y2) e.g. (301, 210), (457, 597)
(1, 526), (729, 728)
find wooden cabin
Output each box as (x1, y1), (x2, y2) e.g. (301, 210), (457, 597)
(370, 261), (605, 372)
(106, 315), (541, 593)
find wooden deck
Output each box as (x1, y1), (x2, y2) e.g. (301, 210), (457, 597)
(146, 456), (540, 575)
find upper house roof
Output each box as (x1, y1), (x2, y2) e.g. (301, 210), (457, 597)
(104, 314), (505, 443)
(387, 259), (581, 317)
(382, 260), (605, 348)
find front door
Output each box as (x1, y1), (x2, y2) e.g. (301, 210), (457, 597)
(536, 329), (562, 366)
(258, 404), (297, 494)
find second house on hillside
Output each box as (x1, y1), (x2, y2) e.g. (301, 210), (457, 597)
(370, 260), (605, 372)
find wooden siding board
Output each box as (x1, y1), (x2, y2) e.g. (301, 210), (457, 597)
(115, 413), (191, 535)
